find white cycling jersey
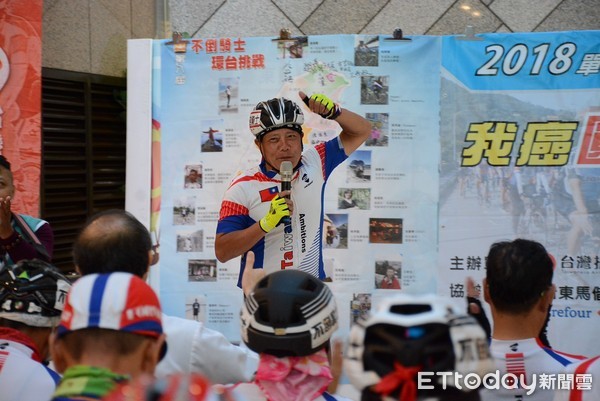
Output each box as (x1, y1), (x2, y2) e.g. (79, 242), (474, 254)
(217, 137), (347, 286)
(155, 313), (258, 384)
(553, 355), (600, 401)
(481, 338), (586, 401)
(0, 328), (60, 401)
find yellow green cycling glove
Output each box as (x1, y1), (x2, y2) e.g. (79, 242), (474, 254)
(259, 195), (290, 233)
(303, 93), (341, 120)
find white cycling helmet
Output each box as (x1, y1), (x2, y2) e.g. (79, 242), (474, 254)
(249, 97), (304, 140)
(240, 269), (338, 357)
(344, 294), (492, 401)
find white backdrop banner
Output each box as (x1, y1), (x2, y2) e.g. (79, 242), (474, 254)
(152, 33), (441, 342)
(147, 31), (599, 355)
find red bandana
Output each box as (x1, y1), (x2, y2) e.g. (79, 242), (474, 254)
(373, 362), (421, 401)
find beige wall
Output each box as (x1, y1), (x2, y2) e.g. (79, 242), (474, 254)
(43, 0), (599, 77)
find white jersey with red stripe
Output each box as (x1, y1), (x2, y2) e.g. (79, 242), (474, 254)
(553, 355), (600, 401)
(0, 328), (60, 401)
(217, 137), (347, 286)
(481, 338), (586, 401)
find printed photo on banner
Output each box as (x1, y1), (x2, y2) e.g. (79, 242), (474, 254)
(369, 218), (403, 244)
(176, 230), (203, 253)
(323, 213), (348, 249)
(184, 164), (203, 188)
(275, 34), (308, 59)
(354, 35), (379, 67)
(219, 77), (239, 113)
(361, 75), (388, 105)
(374, 260), (402, 290)
(365, 112), (389, 146)
(173, 196), (196, 225)
(338, 187), (370, 210)
(188, 259), (217, 282)
(350, 293), (371, 325)
(201, 119), (224, 152)
(185, 295), (207, 322)
(347, 150), (371, 182)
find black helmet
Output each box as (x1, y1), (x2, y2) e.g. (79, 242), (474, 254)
(240, 270), (338, 357)
(344, 294), (492, 400)
(0, 259), (71, 327)
(249, 97), (304, 140)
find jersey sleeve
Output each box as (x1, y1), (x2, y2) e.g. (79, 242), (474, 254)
(216, 181), (255, 234)
(309, 137), (347, 181)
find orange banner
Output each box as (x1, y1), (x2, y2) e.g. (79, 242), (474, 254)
(0, 0), (43, 216)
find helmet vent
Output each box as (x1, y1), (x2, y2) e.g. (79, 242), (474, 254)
(390, 304), (431, 315)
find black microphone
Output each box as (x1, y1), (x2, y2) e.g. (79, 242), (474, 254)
(280, 161), (293, 224)
(280, 161), (293, 197)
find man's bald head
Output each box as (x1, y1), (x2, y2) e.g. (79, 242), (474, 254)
(73, 209), (152, 278)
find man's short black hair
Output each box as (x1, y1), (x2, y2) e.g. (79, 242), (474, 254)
(0, 155), (11, 171)
(485, 238), (553, 314)
(73, 209), (152, 278)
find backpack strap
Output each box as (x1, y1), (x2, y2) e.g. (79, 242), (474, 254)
(12, 213), (50, 261)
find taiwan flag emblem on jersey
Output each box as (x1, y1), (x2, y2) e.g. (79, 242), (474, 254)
(259, 186), (279, 202)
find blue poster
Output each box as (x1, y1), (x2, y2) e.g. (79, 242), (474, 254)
(438, 30), (600, 356)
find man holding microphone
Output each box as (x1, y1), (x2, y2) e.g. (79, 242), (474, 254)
(215, 92), (370, 285)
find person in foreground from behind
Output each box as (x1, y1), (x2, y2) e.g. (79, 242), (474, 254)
(481, 238), (586, 401)
(49, 272), (167, 401)
(344, 293), (493, 401)
(72, 209), (258, 383)
(0, 155), (54, 266)
(215, 92), (371, 284)
(233, 268), (351, 400)
(0, 259), (71, 401)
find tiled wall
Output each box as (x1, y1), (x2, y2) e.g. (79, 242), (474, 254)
(43, 0), (599, 77)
